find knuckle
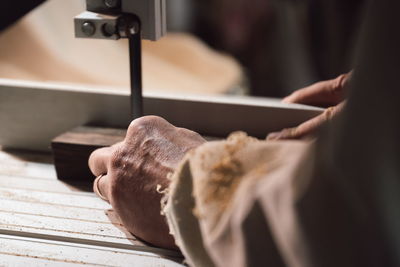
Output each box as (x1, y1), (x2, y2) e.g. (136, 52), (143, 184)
(270, 128), (297, 140)
(178, 128), (205, 141)
(282, 127), (298, 139)
(109, 147), (125, 170)
(330, 74), (348, 94)
(141, 137), (155, 150)
(129, 116), (164, 129)
(176, 127), (192, 135)
(323, 107), (337, 120)
(127, 116), (168, 137)
(287, 91), (301, 101)
(191, 131), (204, 141)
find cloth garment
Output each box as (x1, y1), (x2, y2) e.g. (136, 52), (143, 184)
(164, 0), (400, 266)
(164, 133), (315, 267)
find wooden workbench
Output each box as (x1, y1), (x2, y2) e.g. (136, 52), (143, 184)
(0, 149), (183, 266)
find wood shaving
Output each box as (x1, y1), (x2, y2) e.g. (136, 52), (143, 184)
(196, 132), (250, 219)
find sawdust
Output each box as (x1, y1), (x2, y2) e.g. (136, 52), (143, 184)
(203, 157), (243, 214)
(196, 132), (250, 218)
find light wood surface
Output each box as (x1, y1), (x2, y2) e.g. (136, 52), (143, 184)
(0, 0), (243, 95)
(0, 149), (183, 266)
(0, 235), (181, 266)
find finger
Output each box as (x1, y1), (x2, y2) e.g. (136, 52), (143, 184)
(88, 146), (114, 176)
(267, 115), (324, 140)
(283, 74), (350, 107)
(93, 173), (111, 202)
(283, 80), (335, 105)
(267, 103), (344, 140)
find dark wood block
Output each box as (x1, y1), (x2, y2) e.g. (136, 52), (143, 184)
(51, 126), (126, 181)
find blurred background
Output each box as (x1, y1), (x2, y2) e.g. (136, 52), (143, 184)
(0, 0), (365, 97)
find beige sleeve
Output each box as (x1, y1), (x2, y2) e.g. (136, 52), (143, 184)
(163, 132), (316, 267)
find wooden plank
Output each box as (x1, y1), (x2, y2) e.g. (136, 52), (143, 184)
(0, 229), (181, 259)
(0, 149), (94, 192)
(0, 149), (53, 164)
(0, 187), (109, 210)
(51, 126), (126, 182)
(0, 174), (93, 193)
(0, 234), (183, 266)
(0, 150), (56, 181)
(0, 158), (56, 180)
(0, 198), (114, 224)
(0, 211), (136, 243)
(0, 254), (91, 266)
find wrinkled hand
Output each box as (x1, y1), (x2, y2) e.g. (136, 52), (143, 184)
(89, 116), (206, 249)
(267, 73), (351, 140)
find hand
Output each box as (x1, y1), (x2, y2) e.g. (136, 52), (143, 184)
(267, 72), (351, 140)
(89, 116), (206, 249)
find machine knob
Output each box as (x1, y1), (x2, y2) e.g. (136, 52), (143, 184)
(81, 21), (96, 36)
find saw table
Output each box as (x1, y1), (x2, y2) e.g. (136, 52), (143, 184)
(0, 149), (183, 266)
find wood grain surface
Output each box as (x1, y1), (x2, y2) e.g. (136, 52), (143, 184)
(51, 126), (126, 181)
(0, 149), (183, 265)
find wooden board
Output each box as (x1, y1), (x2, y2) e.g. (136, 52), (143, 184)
(0, 234), (182, 266)
(0, 149), (183, 265)
(51, 126), (126, 181)
(0, 151), (56, 180)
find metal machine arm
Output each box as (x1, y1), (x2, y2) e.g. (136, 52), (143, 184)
(74, 0), (167, 119)
(75, 0), (166, 41)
